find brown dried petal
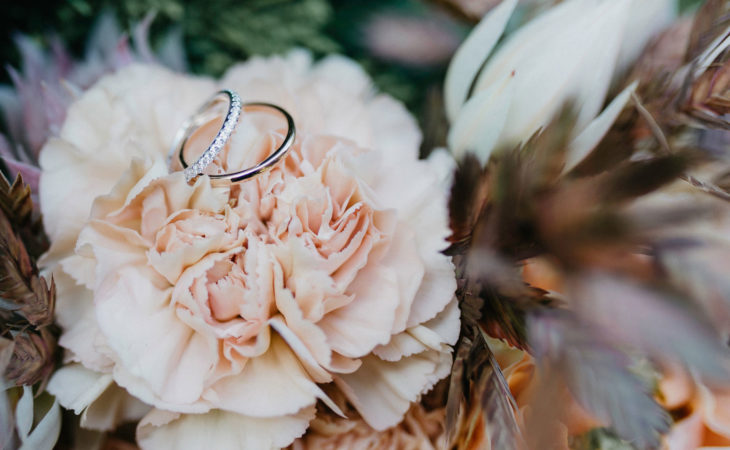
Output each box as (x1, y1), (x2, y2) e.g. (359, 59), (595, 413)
(686, 0), (730, 63)
(5, 329), (56, 386)
(690, 60), (730, 116)
(18, 276), (55, 328)
(0, 206), (55, 328)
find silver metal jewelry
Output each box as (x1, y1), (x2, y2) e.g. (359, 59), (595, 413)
(177, 102), (296, 186)
(168, 89), (242, 183)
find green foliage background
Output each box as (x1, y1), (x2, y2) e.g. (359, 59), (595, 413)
(1, 0), (452, 111)
(0, 0), (708, 126)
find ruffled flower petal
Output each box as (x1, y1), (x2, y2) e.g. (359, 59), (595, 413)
(137, 405), (316, 450)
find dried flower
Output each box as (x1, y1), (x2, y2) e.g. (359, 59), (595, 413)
(683, 33), (730, 128)
(0, 176), (55, 328)
(290, 403), (446, 449)
(0, 172), (58, 394)
(4, 329), (56, 386)
(0, 12), (186, 191)
(41, 52), (459, 448)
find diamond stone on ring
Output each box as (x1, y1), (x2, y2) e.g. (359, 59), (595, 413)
(167, 89), (242, 182)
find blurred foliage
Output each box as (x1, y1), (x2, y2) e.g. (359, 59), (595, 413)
(0, 0), (453, 119)
(570, 428), (636, 450)
(0, 0), (711, 136)
(681, 0), (706, 11)
(60, 0), (340, 75)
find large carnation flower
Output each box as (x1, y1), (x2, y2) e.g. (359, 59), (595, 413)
(39, 52), (459, 448)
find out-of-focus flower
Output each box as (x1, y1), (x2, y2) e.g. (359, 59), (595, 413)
(629, 16), (694, 87)
(40, 52), (459, 449)
(0, 12), (186, 193)
(506, 355), (603, 447)
(364, 14), (462, 67)
(444, 0), (676, 165)
(289, 402), (446, 449)
(660, 364), (730, 449)
(480, 340), (603, 449)
(630, 0), (730, 133)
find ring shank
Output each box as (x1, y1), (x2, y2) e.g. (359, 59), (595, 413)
(179, 102), (296, 186)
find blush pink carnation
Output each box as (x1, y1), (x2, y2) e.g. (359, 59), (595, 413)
(39, 51), (459, 449)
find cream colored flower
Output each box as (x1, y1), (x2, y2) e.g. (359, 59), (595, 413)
(444, 0), (676, 166)
(40, 52), (459, 449)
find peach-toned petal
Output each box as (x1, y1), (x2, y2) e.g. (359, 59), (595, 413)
(664, 408), (704, 450)
(377, 226), (424, 334)
(658, 363), (695, 410)
(95, 267), (218, 409)
(202, 336), (323, 418)
(698, 384), (730, 441)
(138, 406), (316, 450)
(318, 264), (399, 358)
(374, 297), (460, 361)
(47, 364), (150, 431)
(51, 271), (114, 372)
(39, 138), (122, 267)
(335, 351), (447, 431)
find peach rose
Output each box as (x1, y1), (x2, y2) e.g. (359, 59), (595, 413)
(40, 53), (459, 448)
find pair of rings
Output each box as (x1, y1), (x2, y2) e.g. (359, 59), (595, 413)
(168, 89), (295, 186)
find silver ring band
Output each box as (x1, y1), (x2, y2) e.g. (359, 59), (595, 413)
(168, 89), (242, 182)
(178, 102), (296, 186)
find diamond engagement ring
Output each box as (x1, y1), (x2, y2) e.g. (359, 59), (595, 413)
(169, 90), (296, 185)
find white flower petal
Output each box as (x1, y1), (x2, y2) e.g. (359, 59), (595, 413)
(94, 267), (218, 409)
(447, 72), (514, 163)
(318, 264), (400, 358)
(335, 351), (446, 431)
(443, 0), (518, 121)
(18, 398), (60, 450)
(374, 298), (460, 361)
(617, 0), (676, 74)
(15, 386), (33, 440)
(137, 406), (315, 450)
(0, 389), (12, 450)
(479, 0), (630, 148)
(564, 81), (637, 173)
(82, 384), (150, 431)
(378, 226), (424, 334)
(47, 363), (150, 431)
(204, 336), (322, 418)
(367, 95), (422, 168)
(47, 364), (113, 416)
